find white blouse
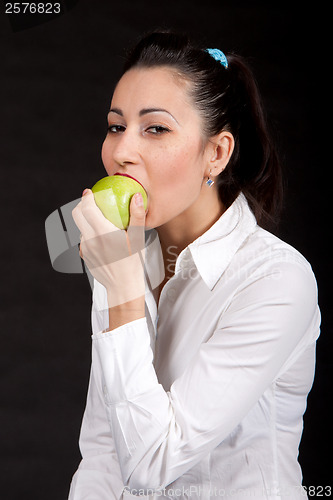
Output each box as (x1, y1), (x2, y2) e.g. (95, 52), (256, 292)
(68, 193), (321, 500)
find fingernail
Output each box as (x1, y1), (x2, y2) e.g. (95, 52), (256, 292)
(82, 189), (90, 196)
(135, 192), (144, 206)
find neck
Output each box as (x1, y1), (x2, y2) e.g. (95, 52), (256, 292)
(156, 185), (225, 278)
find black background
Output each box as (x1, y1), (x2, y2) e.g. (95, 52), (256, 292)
(1, 1), (330, 499)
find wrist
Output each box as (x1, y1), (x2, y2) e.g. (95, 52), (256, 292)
(106, 294), (145, 332)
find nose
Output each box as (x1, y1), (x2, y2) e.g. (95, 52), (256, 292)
(112, 127), (141, 167)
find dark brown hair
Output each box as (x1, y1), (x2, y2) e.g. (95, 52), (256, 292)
(122, 30), (283, 229)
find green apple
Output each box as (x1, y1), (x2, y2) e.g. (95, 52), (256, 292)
(91, 174), (148, 229)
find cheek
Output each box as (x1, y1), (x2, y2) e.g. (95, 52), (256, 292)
(147, 142), (204, 216)
(101, 139), (107, 165)
(101, 139), (113, 174)
(160, 143), (204, 193)
(154, 139), (202, 181)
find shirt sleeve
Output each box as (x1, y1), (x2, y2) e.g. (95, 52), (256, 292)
(68, 278), (131, 500)
(67, 347), (125, 500)
(91, 259), (320, 494)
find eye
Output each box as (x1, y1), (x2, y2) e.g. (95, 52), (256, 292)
(146, 125), (171, 135)
(107, 124), (125, 133)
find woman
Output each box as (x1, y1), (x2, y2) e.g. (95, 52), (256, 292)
(69, 31), (321, 499)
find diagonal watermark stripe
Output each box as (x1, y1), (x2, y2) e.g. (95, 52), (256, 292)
(45, 199), (165, 296)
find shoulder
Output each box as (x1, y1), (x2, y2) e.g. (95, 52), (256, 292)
(222, 227), (321, 346)
(223, 194), (318, 293)
(241, 226), (316, 279)
(229, 225), (319, 314)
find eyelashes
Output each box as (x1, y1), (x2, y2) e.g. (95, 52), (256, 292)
(107, 124), (125, 133)
(107, 124), (171, 135)
(147, 125), (171, 134)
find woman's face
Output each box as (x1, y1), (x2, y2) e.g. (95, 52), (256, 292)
(101, 67), (213, 229)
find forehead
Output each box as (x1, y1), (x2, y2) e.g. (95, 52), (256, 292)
(111, 66), (193, 111)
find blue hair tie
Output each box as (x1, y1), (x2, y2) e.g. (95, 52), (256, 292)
(206, 48), (228, 68)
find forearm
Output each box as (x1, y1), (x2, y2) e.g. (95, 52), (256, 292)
(106, 293), (145, 331)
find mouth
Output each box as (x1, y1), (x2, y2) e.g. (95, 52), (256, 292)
(114, 172), (146, 192)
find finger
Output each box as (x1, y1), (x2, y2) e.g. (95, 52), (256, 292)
(127, 193), (146, 256)
(72, 200), (95, 237)
(128, 193), (146, 228)
(81, 189), (118, 235)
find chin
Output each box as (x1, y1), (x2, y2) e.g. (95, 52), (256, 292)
(142, 209), (160, 231)
(144, 212), (158, 231)
(144, 203), (181, 231)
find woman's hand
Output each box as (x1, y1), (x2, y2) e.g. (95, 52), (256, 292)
(72, 189), (147, 309)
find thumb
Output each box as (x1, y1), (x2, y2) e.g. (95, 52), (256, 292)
(126, 192), (146, 255)
(128, 193), (146, 227)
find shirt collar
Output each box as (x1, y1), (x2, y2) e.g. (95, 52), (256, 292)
(175, 192), (257, 290)
(145, 192), (257, 292)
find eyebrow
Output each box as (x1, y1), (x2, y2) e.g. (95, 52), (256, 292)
(108, 107), (179, 124)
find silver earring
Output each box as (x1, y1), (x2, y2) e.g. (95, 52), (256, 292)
(206, 172), (214, 187)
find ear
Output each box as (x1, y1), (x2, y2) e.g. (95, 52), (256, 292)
(207, 131), (235, 176)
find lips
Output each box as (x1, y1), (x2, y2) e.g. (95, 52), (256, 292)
(114, 172), (146, 192)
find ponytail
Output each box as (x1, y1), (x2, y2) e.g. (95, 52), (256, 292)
(217, 54), (283, 229)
